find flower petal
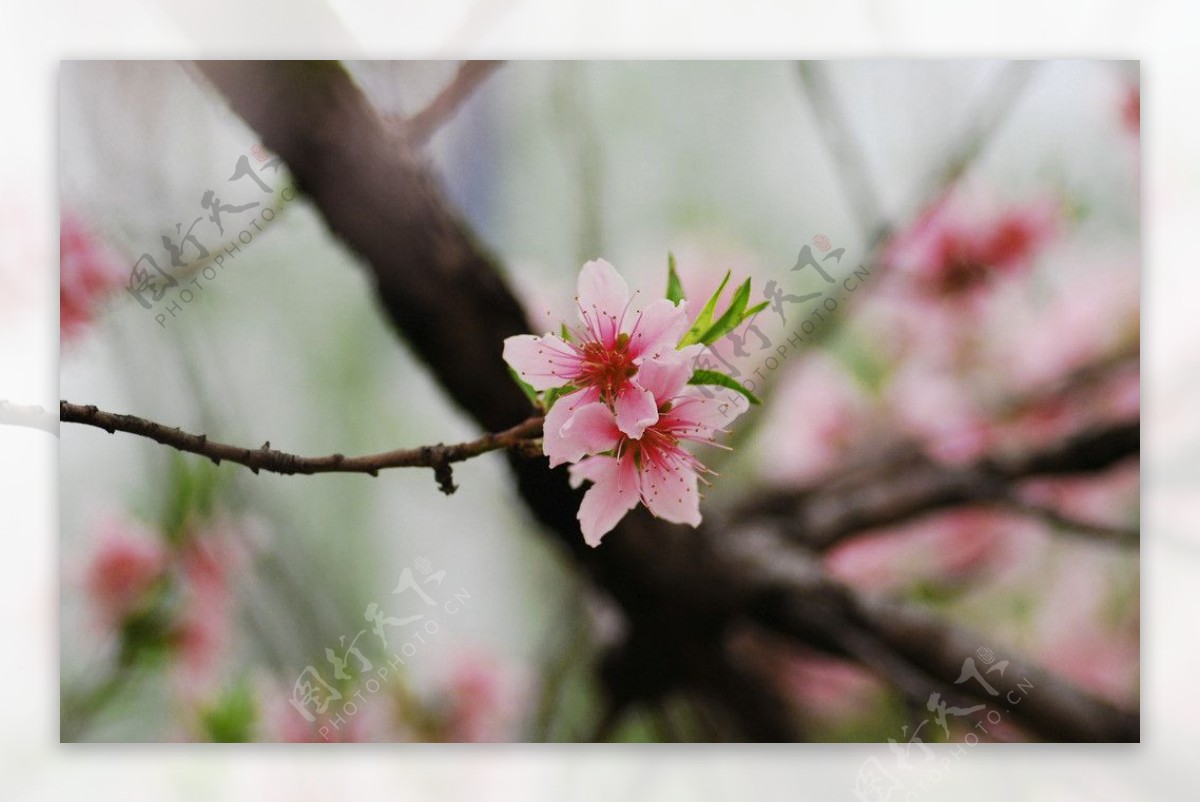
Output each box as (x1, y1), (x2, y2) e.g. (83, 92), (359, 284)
(639, 458), (701, 527)
(634, 352), (694, 405)
(661, 386), (749, 440)
(627, 298), (689, 360)
(502, 334), (581, 391)
(613, 382), (659, 438)
(576, 259), (630, 347)
(542, 387), (600, 467)
(569, 454), (640, 546)
(552, 399), (622, 467)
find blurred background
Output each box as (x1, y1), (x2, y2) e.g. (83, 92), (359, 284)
(57, 59), (1139, 744)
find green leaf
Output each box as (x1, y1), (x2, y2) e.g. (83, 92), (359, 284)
(666, 252), (685, 304)
(560, 323), (572, 342)
(698, 277), (751, 345)
(743, 300), (769, 318)
(688, 370), (762, 405)
(679, 270), (731, 347)
(508, 366), (540, 407)
(543, 384), (578, 412)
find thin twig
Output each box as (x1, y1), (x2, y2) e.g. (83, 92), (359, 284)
(60, 401), (542, 494)
(404, 60), (503, 147)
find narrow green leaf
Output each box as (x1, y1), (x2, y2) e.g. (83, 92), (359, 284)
(679, 270), (731, 347)
(688, 370), (762, 405)
(743, 300), (769, 318)
(508, 366), (540, 407)
(560, 323), (572, 342)
(543, 384), (578, 412)
(666, 252), (685, 304)
(699, 278), (752, 345)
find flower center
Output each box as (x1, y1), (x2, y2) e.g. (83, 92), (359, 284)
(578, 336), (636, 400)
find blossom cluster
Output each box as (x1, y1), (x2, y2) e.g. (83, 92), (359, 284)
(504, 259), (757, 546)
(882, 192), (1058, 298)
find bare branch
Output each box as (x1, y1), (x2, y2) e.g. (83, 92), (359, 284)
(60, 400), (542, 493)
(403, 60), (503, 146)
(731, 526), (1139, 742)
(734, 419), (1139, 551)
(796, 62), (885, 237)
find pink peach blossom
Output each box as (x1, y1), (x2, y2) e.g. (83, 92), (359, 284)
(503, 259), (690, 461)
(60, 210), (124, 342)
(170, 525), (250, 695)
(1122, 85), (1140, 136)
(440, 652), (526, 742)
(565, 354), (748, 545)
(883, 192), (1058, 298)
(84, 517), (168, 627)
(757, 354), (876, 483)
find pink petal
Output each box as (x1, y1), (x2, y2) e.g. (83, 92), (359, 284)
(613, 382), (659, 438)
(542, 387), (600, 467)
(639, 458), (701, 527)
(662, 387), (748, 439)
(627, 298), (689, 360)
(502, 334), (581, 391)
(569, 454), (640, 546)
(634, 352), (694, 405)
(552, 400), (622, 467)
(576, 259), (630, 347)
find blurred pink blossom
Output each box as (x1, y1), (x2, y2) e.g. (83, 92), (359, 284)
(60, 210), (124, 342)
(83, 517), (168, 627)
(1017, 459), (1139, 526)
(991, 265), (1138, 391)
(757, 353), (876, 482)
(884, 360), (993, 464)
(825, 509), (1036, 593)
(883, 192), (1058, 298)
(774, 649), (883, 722)
(259, 678), (404, 743)
(440, 651), (527, 742)
(170, 523), (251, 695)
(1032, 553), (1139, 706)
(1122, 85), (1140, 137)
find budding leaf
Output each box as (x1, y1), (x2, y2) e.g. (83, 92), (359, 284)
(698, 277), (752, 345)
(688, 370), (762, 405)
(666, 252), (686, 304)
(743, 300), (769, 318)
(679, 270), (732, 347)
(560, 323), (572, 342)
